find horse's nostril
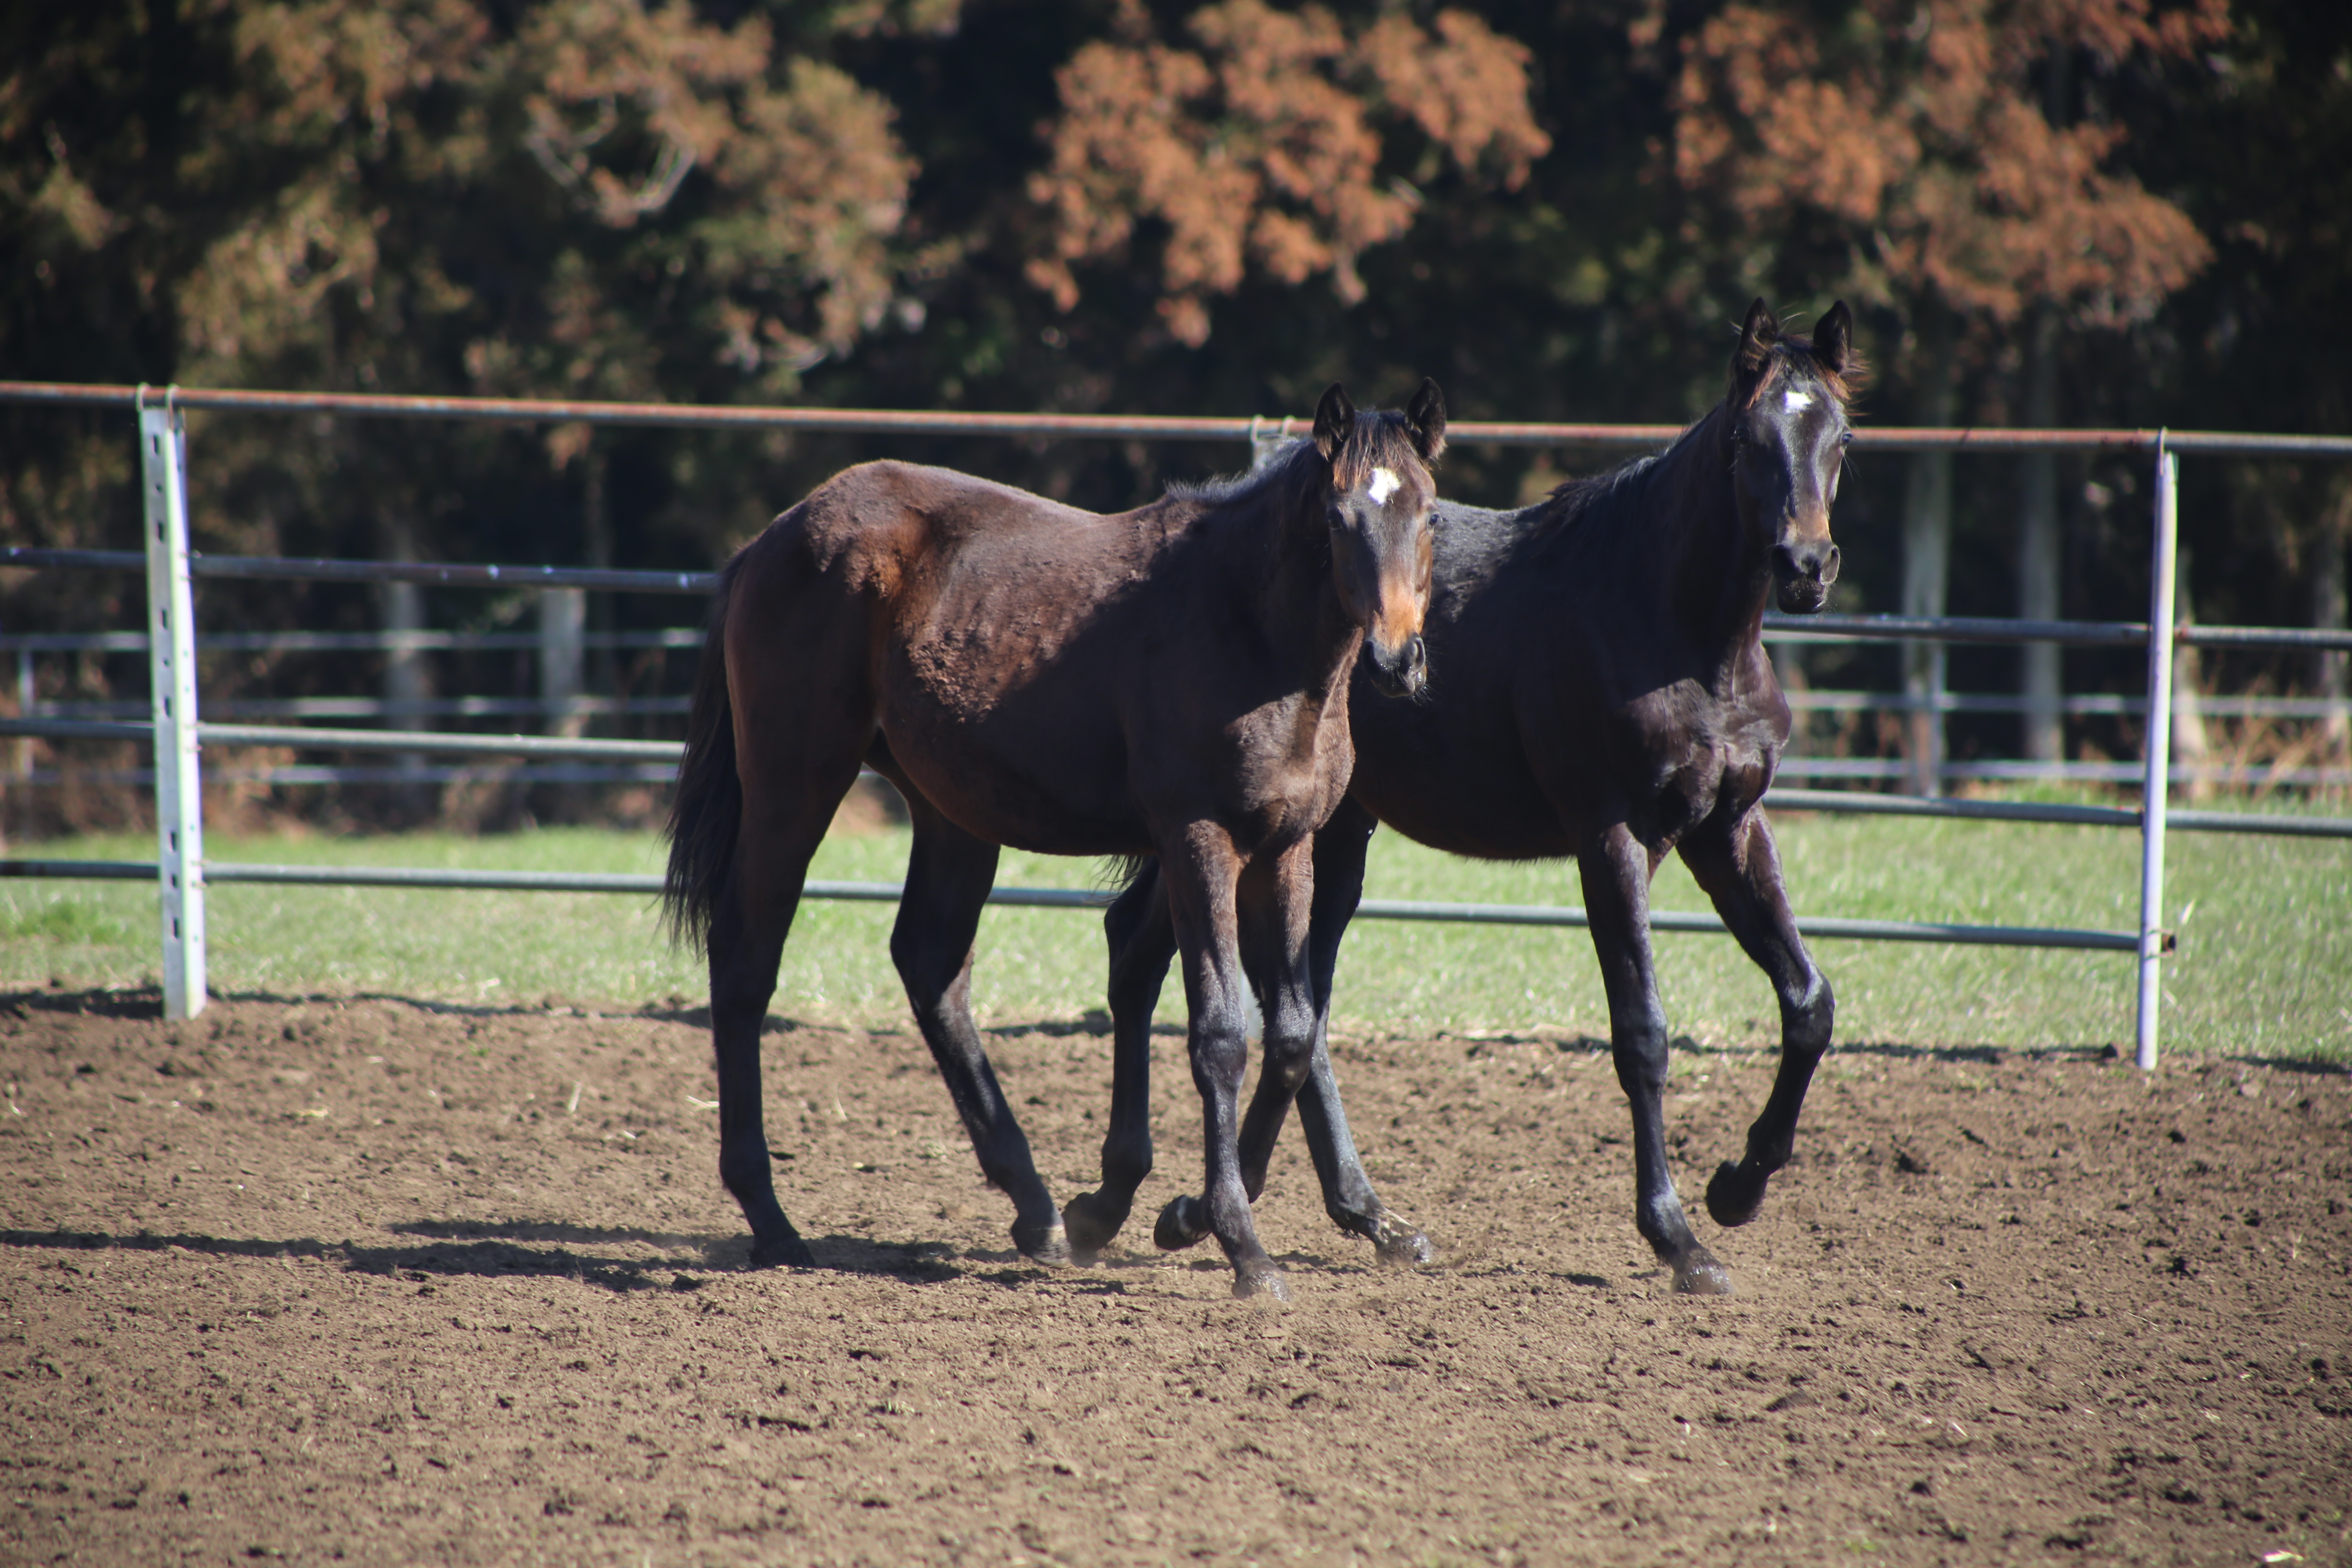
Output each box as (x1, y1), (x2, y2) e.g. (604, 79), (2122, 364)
(1823, 545), (1842, 581)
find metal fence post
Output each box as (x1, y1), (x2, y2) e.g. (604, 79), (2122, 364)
(139, 388), (207, 1019)
(2135, 437), (2179, 1069)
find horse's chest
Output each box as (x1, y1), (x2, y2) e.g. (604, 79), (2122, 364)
(1215, 697), (1352, 845)
(1629, 690), (1777, 844)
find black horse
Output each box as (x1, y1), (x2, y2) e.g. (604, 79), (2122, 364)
(1069, 301), (1854, 1294)
(663, 383), (1447, 1300)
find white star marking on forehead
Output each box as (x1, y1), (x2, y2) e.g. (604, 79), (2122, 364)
(1365, 467), (1401, 506)
(1782, 388), (1814, 413)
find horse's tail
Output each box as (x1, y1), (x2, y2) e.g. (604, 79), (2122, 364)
(662, 559), (744, 952)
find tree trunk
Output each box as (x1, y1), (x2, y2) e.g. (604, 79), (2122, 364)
(2016, 302), (2062, 766)
(540, 589), (587, 739)
(2314, 478), (2349, 765)
(1902, 299), (1957, 796)
(2172, 550), (2212, 802)
(584, 437), (616, 729)
(376, 512), (430, 817)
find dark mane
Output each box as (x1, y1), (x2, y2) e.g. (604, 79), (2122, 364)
(1167, 438), (1318, 505)
(1536, 330), (1865, 534)
(1167, 410), (1432, 506)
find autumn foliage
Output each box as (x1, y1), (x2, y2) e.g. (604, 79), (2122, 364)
(1026, 0), (1549, 345)
(1672, 0), (2230, 323)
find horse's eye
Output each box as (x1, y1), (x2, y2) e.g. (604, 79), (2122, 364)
(1839, 430), (1853, 447)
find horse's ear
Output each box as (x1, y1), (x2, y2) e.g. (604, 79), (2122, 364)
(1313, 384), (1356, 462)
(1405, 377), (1447, 463)
(1732, 297), (1778, 393)
(1813, 300), (1853, 379)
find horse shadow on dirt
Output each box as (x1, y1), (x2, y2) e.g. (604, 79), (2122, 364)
(0, 1223), (1010, 1292)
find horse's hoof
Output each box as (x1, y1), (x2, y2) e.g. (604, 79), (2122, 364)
(749, 1232), (817, 1270)
(1672, 1245), (1735, 1297)
(1012, 1219), (1072, 1268)
(1369, 1210), (1434, 1267)
(1154, 1195), (1211, 1252)
(1063, 1190), (1128, 1268)
(1233, 1265), (1292, 1304)
(1705, 1160), (1767, 1228)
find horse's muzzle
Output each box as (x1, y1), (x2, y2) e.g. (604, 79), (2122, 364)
(1367, 633), (1428, 699)
(1772, 540), (1839, 615)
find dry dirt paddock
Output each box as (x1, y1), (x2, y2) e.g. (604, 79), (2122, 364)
(0, 988), (2346, 1567)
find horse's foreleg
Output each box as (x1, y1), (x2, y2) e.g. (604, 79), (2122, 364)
(1677, 810), (1833, 1228)
(1581, 824), (1732, 1296)
(889, 794), (1067, 1266)
(1163, 826), (1288, 1301)
(1066, 862), (1174, 1266)
(1154, 801), (1429, 1265)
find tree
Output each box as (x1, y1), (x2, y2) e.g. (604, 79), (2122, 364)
(1026, 0), (1548, 348)
(1671, 0), (2224, 791)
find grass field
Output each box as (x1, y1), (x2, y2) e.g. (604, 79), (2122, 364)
(3, 801), (2346, 1060)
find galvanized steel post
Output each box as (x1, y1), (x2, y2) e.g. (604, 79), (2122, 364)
(139, 388), (207, 1019)
(2135, 438), (2179, 1069)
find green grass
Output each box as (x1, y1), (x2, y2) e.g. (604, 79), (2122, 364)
(3, 804), (2345, 1059)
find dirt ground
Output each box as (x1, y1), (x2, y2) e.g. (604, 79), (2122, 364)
(0, 987), (2346, 1567)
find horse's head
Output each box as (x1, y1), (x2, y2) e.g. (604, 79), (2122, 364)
(1313, 379), (1445, 698)
(1727, 298), (1858, 615)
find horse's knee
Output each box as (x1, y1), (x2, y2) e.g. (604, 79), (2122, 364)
(1189, 1011), (1251, 1092)
(1610, 1014), (1672, 1097)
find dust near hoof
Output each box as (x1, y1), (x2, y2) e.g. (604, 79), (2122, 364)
(1061, 1190), (1127, 1267)
(1368, 1211), (1434, 1266)
(1672, 1247), (1735, 1296)
(749, 1232), (817, 1270)
(1233, 1266), (1292, 1304)
(1705, 1159), (1768, 1228)
(1154, 1194), (1211, 1252)
(1013, 1221), (1073, 1268)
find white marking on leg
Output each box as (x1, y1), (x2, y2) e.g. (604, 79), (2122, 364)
(1366, 467), (1400, 506)
(1782, 388), (1814, 413)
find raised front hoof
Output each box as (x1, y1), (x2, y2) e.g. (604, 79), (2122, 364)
(748, 1231), (817, 1270)
(1671, 1245), (1735, 1297)
(1153, 1194), (1212, 1253)
(1705, 1160), (1770, 1228)
(1232, 1264), (1292, 1304)
(1062, 1189), (1131, 1268)
(1364, 1209), (1434, 1267)
(1011, 1218), (1073, 1269)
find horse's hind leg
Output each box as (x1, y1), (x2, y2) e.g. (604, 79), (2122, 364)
(1677, 810), (1833, 1228)
(710, 780), (859, 1269)
(1066, 864), (1172, 1266)
(889, 788), (1068, 1266)
(1294, 802), (1429, 1263)
(1581, 823), (1733, 1296)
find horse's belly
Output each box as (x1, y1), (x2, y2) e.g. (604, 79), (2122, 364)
(881, 688), (1146, 856)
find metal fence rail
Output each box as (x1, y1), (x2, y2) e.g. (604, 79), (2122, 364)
(6, 380), (2350, 1065)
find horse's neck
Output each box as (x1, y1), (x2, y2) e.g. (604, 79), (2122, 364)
(1243, 467), (1359, 696)
(1648, 405), (1771, 678)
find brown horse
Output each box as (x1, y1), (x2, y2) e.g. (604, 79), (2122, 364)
(663, 382), (1447, 1300)
(1086, 301), (1855, 1294)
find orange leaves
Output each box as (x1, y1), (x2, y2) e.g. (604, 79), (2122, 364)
(1673, 0), (2221, 324)
(517, 0), (771, 228)
(1029, 1), (1547, 345)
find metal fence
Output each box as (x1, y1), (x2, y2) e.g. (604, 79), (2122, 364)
(4, 380), (2350, 1070)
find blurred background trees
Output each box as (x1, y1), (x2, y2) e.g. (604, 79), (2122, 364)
(3, 0), (2347, 827)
